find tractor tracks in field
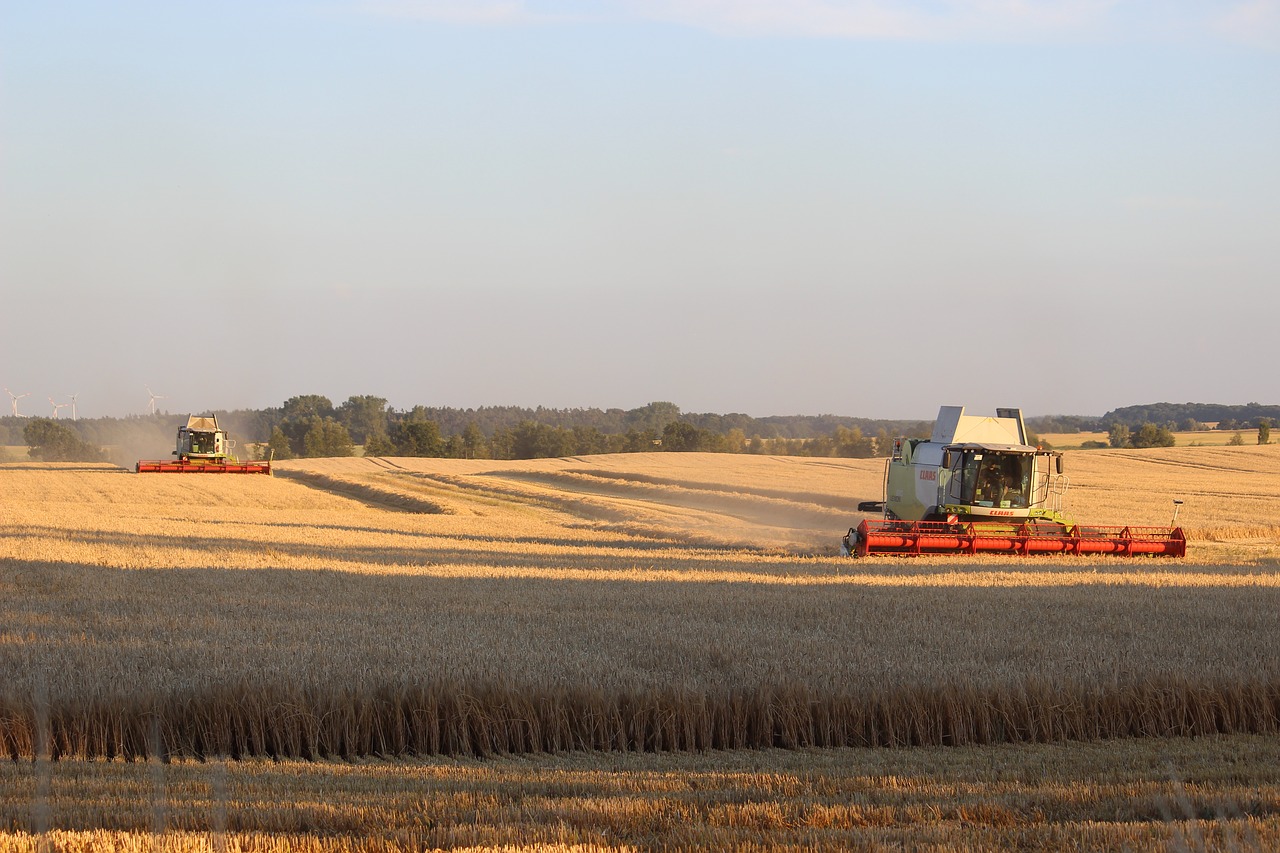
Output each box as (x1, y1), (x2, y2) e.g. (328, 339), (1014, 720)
(476, 469), (855, 538)
(559, 469), (861, 512)
(1103, 452), (1278, 476)
(278, 460), (860, 549)
(273, 468), (451, 515)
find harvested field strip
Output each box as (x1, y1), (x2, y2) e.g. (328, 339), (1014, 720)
(489, 470), (853, 527)
(355, 468), (858, 550)
(2, 527), (758, 575)
(402, 471), (645, 523)
(1101, 451), (1280, 475)
(558, 468), (863, 511)
(3, 678), (1279, 761)
(394, 471), (737, 545)
(271, 469), (449, 515)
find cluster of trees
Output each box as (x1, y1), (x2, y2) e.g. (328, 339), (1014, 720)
(1101, 412), (1275, 450)
(1106, 422), (1177, 449)
(227, 397), (910, 462)
(22, 419), (108, 462)
(260, 402), (892, 461)
(294, 401), (930, 445)
(1024, 415), (1104, 434)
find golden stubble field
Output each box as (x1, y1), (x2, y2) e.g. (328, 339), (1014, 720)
(2, 445), (1279, 849)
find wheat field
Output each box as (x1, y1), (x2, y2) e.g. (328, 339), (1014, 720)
(2, 445), (1279, 848)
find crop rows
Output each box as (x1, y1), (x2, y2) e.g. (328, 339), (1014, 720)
(3, 677), (1280, 762)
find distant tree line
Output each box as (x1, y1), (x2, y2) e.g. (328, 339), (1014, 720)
(1023, 415), (1105, 434)
(256, 397), (909, 462)
(0, 399), (930, 463)
(1099, 402), (1280, 430)
(4, 399), (1274, 463)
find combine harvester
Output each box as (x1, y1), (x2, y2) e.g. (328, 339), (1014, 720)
(136, 414), (271, 475)
(842, 406), (1185, 558)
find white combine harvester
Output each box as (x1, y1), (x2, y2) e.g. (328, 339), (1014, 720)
(843, 405), (1185, 557)
(136, 414), (271, 475)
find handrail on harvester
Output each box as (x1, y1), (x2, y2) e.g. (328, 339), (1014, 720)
(852, 519), (1185, 558)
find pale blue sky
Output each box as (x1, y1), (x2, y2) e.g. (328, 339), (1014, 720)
(2, 1), (1276, 420)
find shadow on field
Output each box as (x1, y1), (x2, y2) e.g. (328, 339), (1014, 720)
(0, 524), (821, 575)
(502, 468), (865, 512)
(184, 517), (702, 552)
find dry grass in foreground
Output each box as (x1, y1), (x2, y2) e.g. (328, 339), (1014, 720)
(1, 735), (1278, 851)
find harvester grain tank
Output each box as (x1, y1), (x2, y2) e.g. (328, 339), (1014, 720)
(136, 414), (271, 474)
(842, 406), (1185, 557)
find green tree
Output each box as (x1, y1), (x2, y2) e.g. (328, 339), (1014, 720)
(621, 429), (660, 453)
(510, 421), (574, 459)
(874, 428), (893, 457)
(279, 395), (335, 451)
(391, 420), (444, 456)
(362, 430), (397, 457)
(302, 417), (354, 458)
(460, 422), (488, 459)
(834, 425), (876, 458)
(1130, 422), (1175, 449)
(1229, 431), (1245, 446)
(24, 419), (106, 462)
(571, 426), (610, 456)
(281, 394), (334, 422)
(489, 427), (515, 460)
(265, 425), (295, 460)
(1107, 423), (1132, 449)
(625, 402), (681, 434)
(1259, 419), (1272, 445)
(337, 395), (390, 444)
(661, 421), (720, 452)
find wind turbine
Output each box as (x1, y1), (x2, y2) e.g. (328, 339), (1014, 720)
(49, 396), (69, 419)
(146, 386), (166, 415)
(67, 393), (79, 421)
(5, 388), (30, 417)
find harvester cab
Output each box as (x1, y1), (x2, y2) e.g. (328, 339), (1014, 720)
(843, 406), (1185, 558)
(136, 414), (271, 475)
(883, 406), (1068, 526)
(176, 415), (233, 463)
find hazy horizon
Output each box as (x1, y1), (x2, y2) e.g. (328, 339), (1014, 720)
(3, 2), (1276, 421)
(3, 390), (1275, 425)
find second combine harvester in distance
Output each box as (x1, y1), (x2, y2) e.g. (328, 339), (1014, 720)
(843, 405), (1185, 558)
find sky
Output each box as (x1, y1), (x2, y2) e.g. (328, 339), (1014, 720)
(1, 1), (1277, 421)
